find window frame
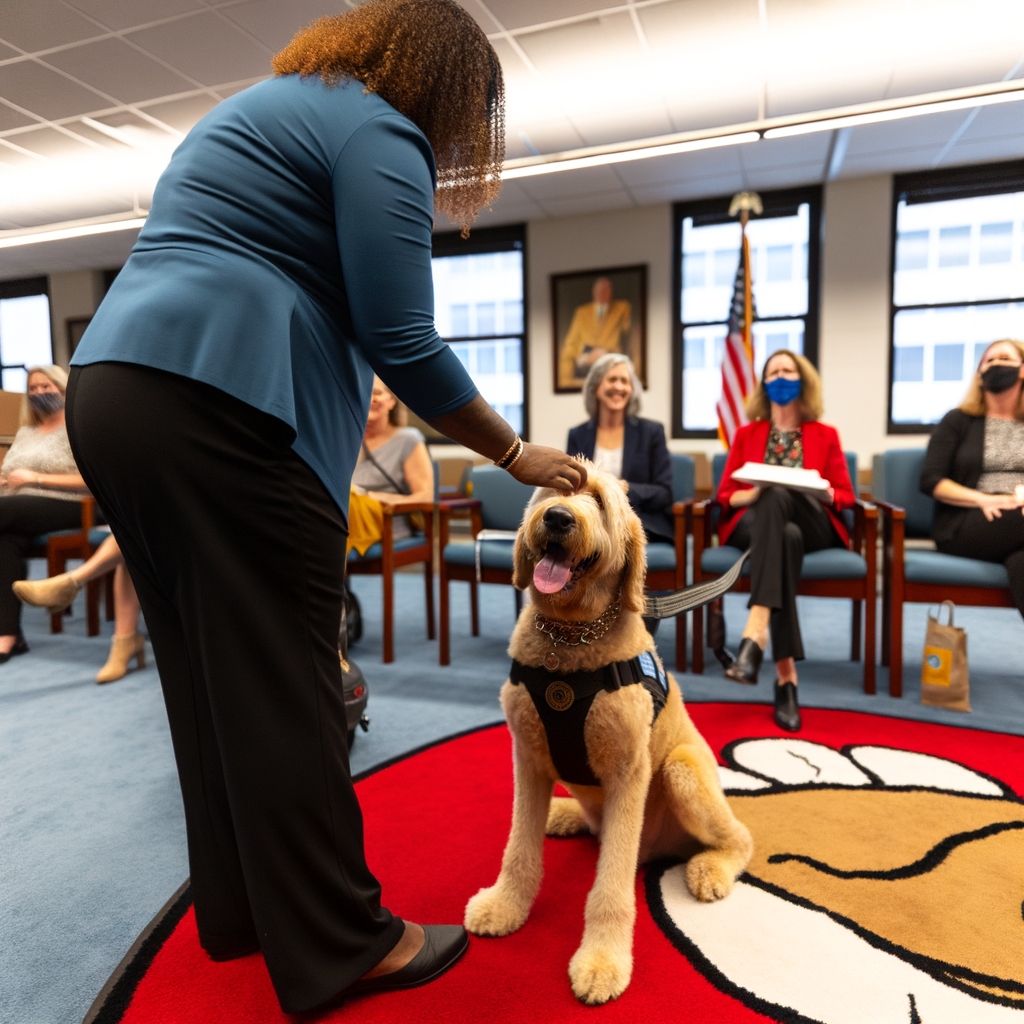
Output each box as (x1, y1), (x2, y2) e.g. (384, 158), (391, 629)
(430, 222), (529, 441)
(671, 186), (822, 439)
(887, 159), (1024, 434)
(0, 276), (53, 382)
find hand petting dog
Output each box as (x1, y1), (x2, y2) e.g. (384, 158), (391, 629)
(464, 462), (753, 1005)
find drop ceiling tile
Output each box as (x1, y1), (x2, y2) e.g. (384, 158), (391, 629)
(136, 93), (220, 133)
(67, 0), (205, 32)
(0, 102), (37, 131)
(839, 146), (943, 177)
(5, 125), (96, 158)
(954, 99), (1024, 141)
(0, 140), (47, 168)
(743, 162), (823, 190)
(0, 227), (140, 278)
(737, 134), (831, 170)
(665, 90), (760, 134)
(224, 0), (338, 52)
(0, 61), (108, 119)
(0, 41), (20, 59)
(507, 117), (586, 155)
(489, 35), (533, 81)
(570, 105), (675, 147)
(940, 136), (1024, 168)
(0, 0), (102, 53)
(126, 13), (273, 87)
(615, 145), (745, 189)
(479, 0), (609, 32)
(887, 44), (1024, 99)
(513, 165), (623, 201)
(767, 66), (892, 119)
(632, 172), (746, 205)
(843, 110), (967, 156)
(536, 189), (634, 219)
(44, 37), (197, 102)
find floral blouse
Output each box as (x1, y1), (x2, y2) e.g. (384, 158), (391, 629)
(765, 426), (803, 468)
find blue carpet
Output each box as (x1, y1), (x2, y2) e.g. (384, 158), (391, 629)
(4, 568), (1023, 1024)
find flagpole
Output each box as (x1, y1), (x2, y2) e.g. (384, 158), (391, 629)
(740, 208), (753, 369)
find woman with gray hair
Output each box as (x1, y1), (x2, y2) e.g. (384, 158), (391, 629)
(0, 365), (88, 661)
(567, 353), (674, 543)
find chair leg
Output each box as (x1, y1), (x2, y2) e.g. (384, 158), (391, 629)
(675, 612), (687, 673)
(423, 559), (435, 640)
(881, 577), (891, 667)
(863, 595), (876, 696)
(86, 579), (101, 637)
(889, 592), (903, 698)
(382, 567), (394, 664)
(470, 581), (479, 637)
(439, 569), (450, 666)
(50, 609), (63, 634)
(850, 598), (862, 661)
(692, 606), (704, 674)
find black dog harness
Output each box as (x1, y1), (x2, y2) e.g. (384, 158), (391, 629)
(509, 652), (668, 786)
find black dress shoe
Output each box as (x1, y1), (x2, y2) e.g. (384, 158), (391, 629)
(712, 645), (736, 670)
(707, 600), (734, 668)
(774, 682), (801, 732)
(342, 925), (468, 997)
(724, 637), (762, 685)
(0, 634), (29, 665)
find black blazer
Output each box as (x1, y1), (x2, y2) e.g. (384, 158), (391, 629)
(919, 408), (986, 545)
(567, 416), (674, 543)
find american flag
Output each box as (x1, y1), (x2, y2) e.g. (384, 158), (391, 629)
(716, 230), (756, 446)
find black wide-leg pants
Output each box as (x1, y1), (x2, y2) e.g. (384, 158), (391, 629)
(66, 363), (403, 1013)
(728, 486), (841, 662)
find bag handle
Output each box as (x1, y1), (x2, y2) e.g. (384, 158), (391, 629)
(937, 599), (956, 627)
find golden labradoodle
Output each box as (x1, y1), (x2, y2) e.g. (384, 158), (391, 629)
(464, 463), (752, 1005)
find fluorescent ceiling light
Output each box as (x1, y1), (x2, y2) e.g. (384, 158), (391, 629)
(502, 131), (760, 179)
(0, 215), (147, 249)
(764, 87), (1024, 139)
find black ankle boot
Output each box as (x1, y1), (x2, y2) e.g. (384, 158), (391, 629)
(724, 637), (762, 685)
(774, 682), (801, 732)
(707, 599), (735, 669)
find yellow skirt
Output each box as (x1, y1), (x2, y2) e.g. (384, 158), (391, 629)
(347, 490), (384, 557)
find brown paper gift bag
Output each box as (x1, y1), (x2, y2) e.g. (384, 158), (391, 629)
(920, 600), (970, 712)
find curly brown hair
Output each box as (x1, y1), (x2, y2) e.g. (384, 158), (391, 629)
(745, 349), (824, 422)
(272, 0), (504, 231)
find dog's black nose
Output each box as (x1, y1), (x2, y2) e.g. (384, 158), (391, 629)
(543, 505), (576, 532)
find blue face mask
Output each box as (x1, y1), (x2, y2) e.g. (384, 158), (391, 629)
(764, 376), (801, 407)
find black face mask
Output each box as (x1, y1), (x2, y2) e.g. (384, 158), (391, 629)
(28, 391), (65, 416)
(980, 364), (1023, 394)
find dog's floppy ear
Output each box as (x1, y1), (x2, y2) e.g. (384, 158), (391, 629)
(620, 506), (648, 613)
(512, 529), (533, 591)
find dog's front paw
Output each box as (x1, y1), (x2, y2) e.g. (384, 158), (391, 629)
(685, 850), (737, 902)
(568, 946), (632, 1005)
(464, 886), (529, 937)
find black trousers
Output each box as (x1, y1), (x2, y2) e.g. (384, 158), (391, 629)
(728, 486), (841, 662)
(66, 363), (403, 1013)
(0, 496), (83, 634)
(938, 507), (1024, 618)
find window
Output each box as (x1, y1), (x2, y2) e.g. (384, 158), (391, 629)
(431, 224), (527, 438)
(0, 278), (52, 392)
(889, 161), (1024, 431)
(673, 187), (821, 436)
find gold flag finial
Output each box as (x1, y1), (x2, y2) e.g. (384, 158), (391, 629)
(729, 190), (763, 226)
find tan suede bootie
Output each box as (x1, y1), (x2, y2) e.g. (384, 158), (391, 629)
(12, 573), (82, 613)
(96, 633), (146, 684)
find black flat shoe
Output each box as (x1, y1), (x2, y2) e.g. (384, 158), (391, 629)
(707, 601), (733, 668)
(713, 646), (736, 670)
(724, 637), (762, 685)
(774, 682), (801, 732)
(0, 634), (29, 664)
(343, 925), (468, 997)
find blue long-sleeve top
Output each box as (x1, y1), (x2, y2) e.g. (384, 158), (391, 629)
(71, 74), (478, 516)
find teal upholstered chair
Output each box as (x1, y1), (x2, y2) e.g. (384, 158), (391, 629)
(654, 453), (694, 669)
(874, 448), (1015, 698)
(346, 466), (438, 664)
(690, 451), (879, 692)
(438, 465), (533, 665)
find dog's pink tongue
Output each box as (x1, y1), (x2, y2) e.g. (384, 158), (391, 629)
(534, 550), (573, 594)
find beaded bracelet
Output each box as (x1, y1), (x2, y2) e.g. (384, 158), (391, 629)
(494, 435), (524, 471)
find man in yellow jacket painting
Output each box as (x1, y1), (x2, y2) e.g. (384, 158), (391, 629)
(558, 277), (633, 389)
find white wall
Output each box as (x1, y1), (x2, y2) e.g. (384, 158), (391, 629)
(48, 270), (104, 368)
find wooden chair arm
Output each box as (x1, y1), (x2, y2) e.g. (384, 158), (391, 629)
(671, 499), (693, 517)
(380, 501), (436, 516)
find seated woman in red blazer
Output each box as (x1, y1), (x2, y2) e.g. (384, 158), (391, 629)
(716, 349), (855, 731)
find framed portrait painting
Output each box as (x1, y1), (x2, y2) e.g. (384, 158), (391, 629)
(551, 264), (646, 393)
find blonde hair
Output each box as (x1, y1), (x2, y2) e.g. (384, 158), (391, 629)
(21, 365), (69, 427)
(958, 338), (1024, 418)
(582, 353), (642, 419)
(745, 349), (823, 422)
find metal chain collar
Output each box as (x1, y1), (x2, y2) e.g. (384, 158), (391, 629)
(533, 596), (621, 649)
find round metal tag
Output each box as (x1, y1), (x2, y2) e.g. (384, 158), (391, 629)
(544, 653), (560, 671)
(545, 680), (575, 711)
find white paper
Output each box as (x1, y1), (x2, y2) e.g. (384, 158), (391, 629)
(731, 461), (830, 495)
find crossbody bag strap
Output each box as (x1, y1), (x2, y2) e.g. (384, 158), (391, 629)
(361, 441), (411, 496)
